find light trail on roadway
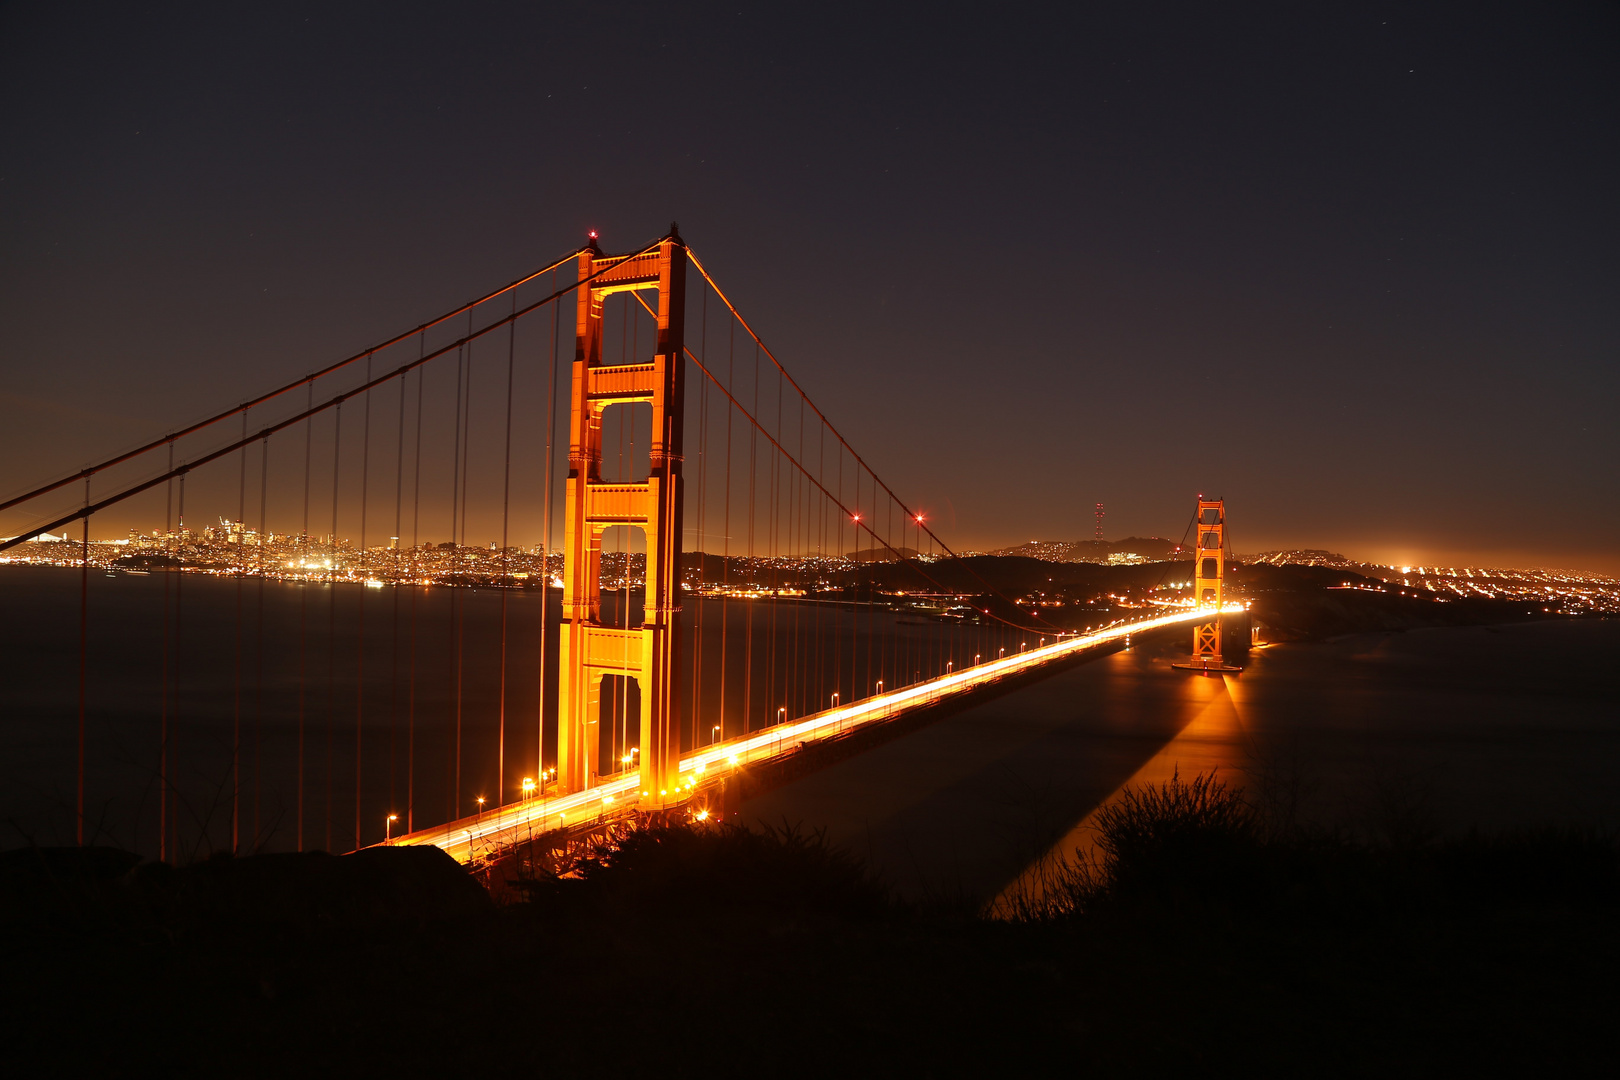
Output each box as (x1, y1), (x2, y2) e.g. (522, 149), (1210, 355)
(386, 604), (1241, 863)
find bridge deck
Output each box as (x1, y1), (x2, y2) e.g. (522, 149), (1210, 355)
(387, 605), (1238, 863)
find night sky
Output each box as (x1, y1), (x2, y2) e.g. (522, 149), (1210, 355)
(2, 3), (1615, 572)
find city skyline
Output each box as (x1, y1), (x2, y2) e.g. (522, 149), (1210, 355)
(7, 512), (1616, 618)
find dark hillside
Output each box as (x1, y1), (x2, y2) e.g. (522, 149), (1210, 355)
(8, 798), (1616, 1075)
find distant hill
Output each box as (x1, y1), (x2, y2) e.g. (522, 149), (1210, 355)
(1250, 549), (1355, 568)
(984, 537), (1181, 563)
(849, 546), (921, 563)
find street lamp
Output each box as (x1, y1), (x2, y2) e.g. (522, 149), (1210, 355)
(778, 706), (787, 725)
(712, 724), (721, 745)
(385, 813), (398, 840)
(521, 777), (535, 800)
(875, 680), (883, 694)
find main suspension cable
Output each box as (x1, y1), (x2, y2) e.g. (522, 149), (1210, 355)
(630, 283), (1060, 637)
(0, 236), (671, 554)
(684, 250), (1060, 632)
(0, 249), (590, 515)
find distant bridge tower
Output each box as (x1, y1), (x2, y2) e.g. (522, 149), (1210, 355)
(1175, 497), (1241, 673)
(1094, 502), (1104, 544)
(1193, 498), (1224, 661)
(556, 229), (686, 804)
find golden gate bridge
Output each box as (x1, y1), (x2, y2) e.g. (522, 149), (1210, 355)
(0, 227), (1235, 863)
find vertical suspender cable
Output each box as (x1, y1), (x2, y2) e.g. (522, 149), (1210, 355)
(174, 471), (185, 859)
(160, 445), (173, 861)
(298, 383), (312, 851)
(255, 433), (268, 849)
(835, 443), (843, 715)
(328, 401), (342, 852)
(900, 504), (908, 687)
(795, 395), (806, 717)
(449, 340), (463, 822)
(765, 357), (778, 728)
(498, 292), (516, 803)
(233, 413), (246, 853)
(816, 419), (826, 716)
(457, 324), (474, 813)
(391, 364), (405, 824)
(627, 299), (636, 760)
(77, 476), (88, 846)
(618, 304), (632, 768)
(409, 345), (425, 832)
(889, 496), (897, 690)
(539, 268), (558, 783)
(692, 285), (708, 748)
(356, 355), (372, 850)
(864, 470), (873, 699)
(744, 339), (758, 731)
(719, 313), (733, 739)
(890, 494), (898, 689)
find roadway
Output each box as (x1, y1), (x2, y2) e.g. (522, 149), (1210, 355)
(387, 603), (1241, 863)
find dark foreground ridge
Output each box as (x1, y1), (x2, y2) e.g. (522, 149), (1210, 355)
(7, 777), (1617, 1076)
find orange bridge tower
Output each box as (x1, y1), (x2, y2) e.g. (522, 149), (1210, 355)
(1174, 497), (1242, 673)
(556, 230), (686, 803)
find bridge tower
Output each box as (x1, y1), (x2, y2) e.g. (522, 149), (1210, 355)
(556, 230), (686, 804)
(1192, 498), (1224, 663)
(1174, 497), (1242, 673)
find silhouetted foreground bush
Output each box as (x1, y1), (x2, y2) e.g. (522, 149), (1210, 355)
(5, 787), (1617, 1076)
(1, 843), (490, 935)
(513, 819), (892, 923)
(1002, 769), (1620, 926)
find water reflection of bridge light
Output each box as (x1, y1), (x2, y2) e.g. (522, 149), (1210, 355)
(997, 657), (1250, 912)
